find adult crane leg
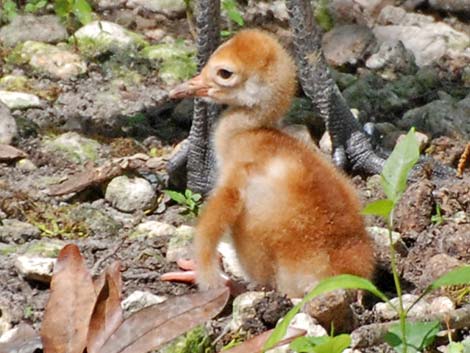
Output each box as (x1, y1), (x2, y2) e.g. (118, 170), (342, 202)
(286, 0), (385, 174)
(167, 0), (221, 195)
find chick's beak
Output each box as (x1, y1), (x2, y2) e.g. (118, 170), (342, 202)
(169, 74), (210, 99)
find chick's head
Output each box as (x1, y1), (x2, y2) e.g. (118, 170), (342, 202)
(170, 29), (296, 111)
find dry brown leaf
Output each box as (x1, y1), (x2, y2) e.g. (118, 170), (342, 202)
(41, 244), (97, 353)
(98, 287), (230, 353)
(221, 327), (306, 353)
(87, 262), (123, 353)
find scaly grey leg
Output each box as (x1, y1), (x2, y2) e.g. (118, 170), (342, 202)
(286, 0), (384, 174)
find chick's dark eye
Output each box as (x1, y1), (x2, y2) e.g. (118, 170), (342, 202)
(217, 69), (233, 79)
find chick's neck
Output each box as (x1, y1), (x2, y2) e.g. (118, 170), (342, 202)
(213, 94), (290, 163)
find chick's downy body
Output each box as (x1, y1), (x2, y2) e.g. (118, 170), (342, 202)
(170, 29), (375, 297)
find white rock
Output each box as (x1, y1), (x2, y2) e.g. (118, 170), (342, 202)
(44, 132), (101, 164)
(428, 296), (455, 317)
(0, 305), (12, 336)
(16, 158), (37, 171)
(230, 291), (266, 331)
(290, 313), (328, 337)
(0, 102), (16, 145)
(165, 225), (194, 262)
(218, 239), (247, 279)
(374, 6), (470, 67)
(126, 0), (186, 15)
(105, 176), (156, 213)
(374, 294), (428, 321)
(133, 221), (176, 238)
(396, 131), (429, 151)
(268, 314), (328, 353)
(22, 41), (87, 79)
(15, 255), (55, 283)
(75, 21), (134, 45)
(0, 91), (41, 110)
(122, 290), (167, 316)
(367, 226), (401, 247)
(95, 0), (127, 9)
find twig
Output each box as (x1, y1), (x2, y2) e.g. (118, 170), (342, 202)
(46, 153), (166, 196)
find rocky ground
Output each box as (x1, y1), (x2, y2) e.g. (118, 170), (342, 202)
(0, 0), (469, 352)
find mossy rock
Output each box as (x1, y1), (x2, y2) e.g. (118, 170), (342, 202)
(73, 21), (148, 58)
(22, 239), (65, 258)
(44, 132), (101, 164)
(141, 40), (197, 84)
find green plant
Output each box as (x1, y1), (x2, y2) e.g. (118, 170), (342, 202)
(25, 0), (48, 13)
(290, 333), (351, 353)
(2, 0), (18, 22)
(164, 189), (203, 217)
(431, 203), (444, 225)
(221, 0), (244, 37)
(24, 305), (34, 319)
(264, 128), (470, 353)
(54, 0), (93, 25)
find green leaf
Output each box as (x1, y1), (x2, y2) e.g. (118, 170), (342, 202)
(3, 0), (18, 21)
(220, 30), (232, 38)
(290, 335), (351, 353)
(314, 334), (351, 353)
(73, 0), (93, 25)
(361, 199), (394, 218)
(185, 189), (192, 199)
(264, 275), (388, 350)
(164, 190), (187, 205)
(385, 321), (440, 353)
(448, 342), (464, 353)
(54, 0), (73, 19)
(192, 193), (202, 202)
(222, 0), (244, 26)
(381, 128), (420, 203)
(430, 266), (470, 290)
(290, 336), (319, 352)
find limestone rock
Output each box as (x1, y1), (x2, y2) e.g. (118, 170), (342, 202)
(105, 175), (156, 213)
(230, 291), (266, 331)
(74, 21), (147, 57)
(0, 102), (17, 144)
(0, 15), (68, 47)
(0, 91), (41, 110)
(18, 41), (87, 79)
(0, 219), (40, 244)
(131, 221), (176, 239)
(122, 290), (167, 316)
(374, 6), (470, 67)
(126, 0), (186, 16)
(166, 225), (194, 262)
(374, 294), (428, 321)
(43, 132), (101, 164)
(15, 255), (56, 283)
(323, 24), (376, 68)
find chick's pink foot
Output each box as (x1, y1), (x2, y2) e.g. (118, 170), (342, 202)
(160, 258), (199, 283)
(160, 258), (246, 295)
